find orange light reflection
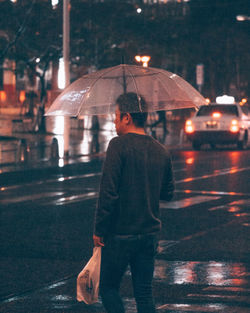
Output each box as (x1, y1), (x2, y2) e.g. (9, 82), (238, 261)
(186, 157), (194, 165)
(228, 206), (241, 213)
(0, 91), (7, 102)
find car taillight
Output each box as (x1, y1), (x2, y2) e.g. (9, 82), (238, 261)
(230, 119), (239, 133)
(212, 112), (221, 118)
(185, 120), (194, 133)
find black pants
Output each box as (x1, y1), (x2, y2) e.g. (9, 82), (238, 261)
(99, 234), (157, 313)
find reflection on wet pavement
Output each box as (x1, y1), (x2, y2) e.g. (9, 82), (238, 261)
(157, 303), (245, 312)
(4, 258), (248, 312)
(160, 196), (221, 209)
(116, 257), (250, 312)
(154, 260), (248, 287)
(209, 199), (250, 221)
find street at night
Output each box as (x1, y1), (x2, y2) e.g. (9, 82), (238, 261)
(1, 146), (250, 313)
(1, 1), (250, 312)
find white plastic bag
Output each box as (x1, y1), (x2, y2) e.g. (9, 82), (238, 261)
(77, 247), (102, 304)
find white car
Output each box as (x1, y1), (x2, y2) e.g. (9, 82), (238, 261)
(185, 103), (250, 150)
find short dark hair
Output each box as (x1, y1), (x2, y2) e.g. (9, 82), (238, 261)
(116, 93), (148, 128)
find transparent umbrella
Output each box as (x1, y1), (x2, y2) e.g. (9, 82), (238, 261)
(45, 64), (206, 116)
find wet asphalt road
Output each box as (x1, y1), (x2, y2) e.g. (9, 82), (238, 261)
(0, 147), (250, 313)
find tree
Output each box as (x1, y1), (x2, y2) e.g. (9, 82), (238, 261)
(1, 0), (249, 119)
(0, 0), (62, 132)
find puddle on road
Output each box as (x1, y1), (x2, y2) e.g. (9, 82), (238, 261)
(156, 302), (245, 312)
(154, 260), (249, 287)
(209, 199), (250, 224)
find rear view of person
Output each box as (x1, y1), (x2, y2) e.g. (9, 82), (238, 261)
(93, 92), (175, 313)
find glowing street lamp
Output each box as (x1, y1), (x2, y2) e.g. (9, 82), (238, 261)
(51, 0), (59, 9)
(135, 55), (151, 67)
(236, 15), (250, 21)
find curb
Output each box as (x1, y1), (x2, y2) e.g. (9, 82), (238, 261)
(0, 154), (105, 185)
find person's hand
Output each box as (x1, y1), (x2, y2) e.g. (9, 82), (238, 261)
(93, 235), (104, 247)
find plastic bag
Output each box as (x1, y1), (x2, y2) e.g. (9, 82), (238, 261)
(77, 247), (102, 304)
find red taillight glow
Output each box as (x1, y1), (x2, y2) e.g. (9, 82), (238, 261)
(0, 91), (7, 102)
(212, 112), (221, 118)
(230, 119), (239, 133)
(19, 90), (26, 103)
(185, 120), (194, 133)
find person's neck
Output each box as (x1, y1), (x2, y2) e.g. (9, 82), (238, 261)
(125, 126), (146, 135)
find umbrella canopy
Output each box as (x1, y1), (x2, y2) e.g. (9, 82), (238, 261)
(45, 64), (206, 116)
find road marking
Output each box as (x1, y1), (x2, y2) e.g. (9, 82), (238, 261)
(187, 293), (250, 303)
(0, 172), (102, 192)
(158, 240), (179, 253)
(1, 165), (250, 193)
(156, 220), (236, 255)
(52, 192), (99, 205)
(160, 195), (220, 209)
(0, 192), (64, 205)
(0, 192), (221, 208)
(158, 302), (250, 312)
(1, 166), (249, 207)
(209, 199), (250, 212)
(173, 168), (187, 173)
(230, 199), (250, 205)
(175, 166), (250, 184)
(180, 220), (235, 242)
(204, 286), (250, 292)
(1, 275), (72, 304)
(157, 303), (227, 312)
(175, 189), (250, 197)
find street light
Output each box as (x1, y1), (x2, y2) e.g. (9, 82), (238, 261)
(51, 0), (59, 8)
(135, 55), (151, 67)
(63, 0), (70, 157)
(52, 0), (70, 157)
(236, 15), (250, 21)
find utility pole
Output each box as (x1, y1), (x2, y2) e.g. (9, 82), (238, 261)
(63, 0), (70, 156)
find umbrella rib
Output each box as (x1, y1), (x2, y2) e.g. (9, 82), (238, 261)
(126, 66), (142, 112)
(153, 70), (173, 109)
(76, 65), (121, 116)
(155, 69), (201, 106)
(160, 71), (191, 101)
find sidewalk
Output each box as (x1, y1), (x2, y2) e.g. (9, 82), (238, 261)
(0, 112), (189, 176)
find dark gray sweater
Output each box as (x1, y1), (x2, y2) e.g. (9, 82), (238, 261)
(94, 133), (174, 237)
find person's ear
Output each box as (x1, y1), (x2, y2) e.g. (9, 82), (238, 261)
(121, 113), (129, 124)
(126, 113), (132, 124)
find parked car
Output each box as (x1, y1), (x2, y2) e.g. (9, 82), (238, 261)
(184, 103), (250, 150)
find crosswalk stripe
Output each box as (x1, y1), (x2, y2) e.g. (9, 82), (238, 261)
(0, 192), (64, 204)
(209, 199), (250, 211)
(175, 189), (250, 197)
(160, 195), (220, 209)
(1, 193), (222, 208)
(52, 192), (98, 205)
(175, 166), (250, 184)
(187, 293), (250, 302)
(0, 172), (102, 192)
(157, 303), (248, 312)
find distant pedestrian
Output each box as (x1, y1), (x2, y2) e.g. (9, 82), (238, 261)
(93, 92), (175, 313)
(150, 110), (168, 134)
